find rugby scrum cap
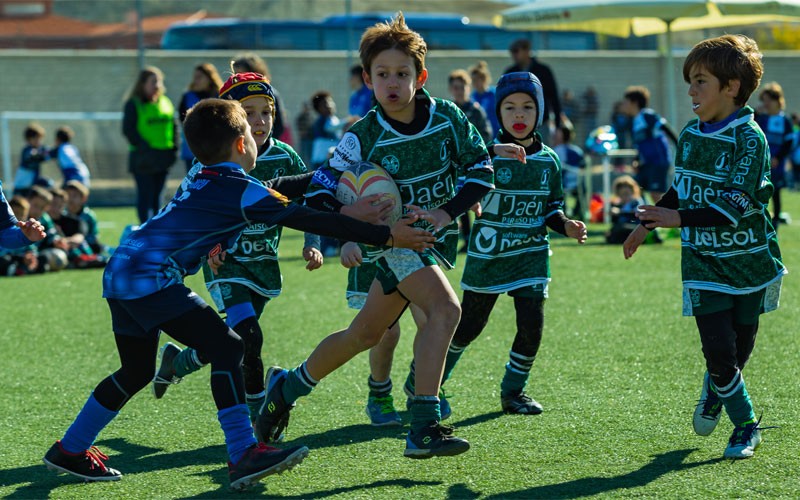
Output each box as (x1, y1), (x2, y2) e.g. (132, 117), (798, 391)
(495, 71), (545, 131)
(219, 72), (275, 106)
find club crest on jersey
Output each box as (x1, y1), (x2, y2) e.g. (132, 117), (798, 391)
(714, 152), (731, 172)
(540, 168), (550, 187)
(496, 167), (512, 184)
(381, 155), (400, 174)
(470, 131), (483, 147)
(682, 143), (691, 162)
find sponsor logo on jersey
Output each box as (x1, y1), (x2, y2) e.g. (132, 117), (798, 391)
(312, 168), (338, 192)
(714, 152), (731, 172)
(398, 175), (455, 208)
(540, 168), (550, 187)
(693, 228), (758, 248)
(732, 127), (761, 186)
(267, 188), (289, 206)
(496, 167), (512, 184)
(721, 189), (751, 214)
(474, 226), (498, 253)
(682, 142), (691, 162)
(381, 155), (400, 174)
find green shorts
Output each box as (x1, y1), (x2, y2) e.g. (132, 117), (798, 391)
(208, 281), (270, 317)
(374, 248), (438, 295)
(507, 283), (549, 300)
(682, 287), (767, 324)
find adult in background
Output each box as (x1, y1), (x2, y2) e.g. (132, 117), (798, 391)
(504, 38), (565, 141)
(348, 64), (373, 118)
(122, 66), (177, 224)
(178, 63), (223, 172)
(231, 52), (291, 144)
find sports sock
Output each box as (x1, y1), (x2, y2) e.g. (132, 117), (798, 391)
(174, 347), (206, 378)
(368, 376), (392, 398)
(501, 350), (535, 397)
(409, 396), (441, 432)
(714, 369), (756, 426)
(441, 343), (467, 385)
(218, 404), (257, 464)
(61, 393), (119, 454)
(281, 362), (317, 404)
(404, 360), (416, 394)
(245, 391), (266, 423)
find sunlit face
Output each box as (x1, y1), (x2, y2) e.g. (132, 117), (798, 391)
(617, 185), (634, 203)
(759, 93), (781, 115)
(687, 64), (739, 124)
(65, 188), (84, 213)
(28, 196), (48, 219)
(500, 92), (538, 140)
(365, 49), (427, 123)
(47, 196), (65, 218)
(241, 121), (258, 172)
(190, 69), (211, 92)
(241, 96), (275, 148)
(471, 72), (487, 93)
(449, 79), (470, 104)
(143, 74), (162, 101)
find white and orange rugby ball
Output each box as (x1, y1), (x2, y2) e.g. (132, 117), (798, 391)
(335, 162), (403, 225)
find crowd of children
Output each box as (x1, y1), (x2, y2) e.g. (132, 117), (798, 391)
(8, 13), (787, 492)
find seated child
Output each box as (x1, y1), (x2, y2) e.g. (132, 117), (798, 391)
(605, 175), (645, 244)
(0, 195), (45, 275)
(52, 126), (91, 188)
(64, 180), (107, 257)
(13, 123), (51, 196)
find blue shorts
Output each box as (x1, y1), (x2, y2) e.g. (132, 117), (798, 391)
(107, 284), (208, 338)
(636, 163), (670, 193)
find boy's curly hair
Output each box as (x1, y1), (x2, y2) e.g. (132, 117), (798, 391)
(683, 34), (763, 106)
(359, 12), (427, 77)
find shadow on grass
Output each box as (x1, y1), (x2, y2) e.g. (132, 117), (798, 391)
(183, 478), (443, 499)
(483, 448), (724, 499)
(2, 438), (227, 499)
(278, 410), (505, 451)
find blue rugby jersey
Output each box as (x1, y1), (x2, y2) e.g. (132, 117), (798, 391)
(103, 162), (391, 300)
(0, 181), (30, 249)
(631, 108), (672, 168)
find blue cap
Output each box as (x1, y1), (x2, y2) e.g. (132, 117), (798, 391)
(495, 71), (545, 131)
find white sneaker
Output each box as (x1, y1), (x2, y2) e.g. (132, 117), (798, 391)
(723, 422), (761, 459)
(693, 372), (723, 436)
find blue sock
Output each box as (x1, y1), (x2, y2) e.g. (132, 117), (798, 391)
(61, 393), (118, 454)
(281, 362), (317, 404)
(218, 404), (257, 464)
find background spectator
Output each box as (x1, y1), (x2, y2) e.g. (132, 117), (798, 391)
(504, 38), (564, 141)
(348, 64), (373, 119)
(122, 66), (178, 223)
(52, 126), (91, 188)
(13, 123), (51, 197)
(178, 63), (223, 171)
(469, 60), (499, 138)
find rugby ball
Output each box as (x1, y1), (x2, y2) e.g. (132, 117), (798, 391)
(335, 162), (403, 225)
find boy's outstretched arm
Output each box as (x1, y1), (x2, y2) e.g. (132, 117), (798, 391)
(273, 204), (435, 251)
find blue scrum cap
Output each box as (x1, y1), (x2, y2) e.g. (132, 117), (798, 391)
(495, 71), (545, 130)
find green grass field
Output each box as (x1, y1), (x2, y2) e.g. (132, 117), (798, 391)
(1, 194), (798, 499)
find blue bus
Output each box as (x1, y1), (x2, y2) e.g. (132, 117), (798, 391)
(160, 12), (604, 51)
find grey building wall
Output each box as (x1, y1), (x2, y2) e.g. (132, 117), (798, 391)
(1, 49), (797, 203)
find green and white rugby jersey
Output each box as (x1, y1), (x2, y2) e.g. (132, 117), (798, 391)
(674, 107), (786, 300)
(461, 141), (564, 294)
(203, 138), (307, 298)
(306, 89), (494, 269)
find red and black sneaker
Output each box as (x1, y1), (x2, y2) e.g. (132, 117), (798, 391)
(229, 442), (309, 491)
(43, 440), (122, 482)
